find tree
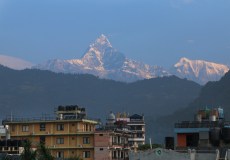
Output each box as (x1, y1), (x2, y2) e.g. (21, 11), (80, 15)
(36, 142), (54, 160)
(20, 140), (37, 160)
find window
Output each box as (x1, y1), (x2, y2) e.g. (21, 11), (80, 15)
(100, 148), (103, 151)
(57, 124), (64, 131)
(40, 123), (46, 131)
(83, 151), (90, 158)
(121, 151), (124, 158)
(137, 133), (143, 138)
(113, 151), (117, 158)
(99, 134), (103, 136)
(56, 151), (64, 158)
(113, 136), (118, 144)
(40, 136), (46, 144)
(22, 125), (29, 132)
(83, 137), (90, 144)
(56, 138), (64, 144)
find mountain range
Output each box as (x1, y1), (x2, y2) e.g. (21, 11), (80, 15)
(0, 65), (201, 143)
(1, 35), (229, 84)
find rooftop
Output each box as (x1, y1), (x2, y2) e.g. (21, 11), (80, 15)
(174, 121), (228, 129)
(2, 115), (99, 125)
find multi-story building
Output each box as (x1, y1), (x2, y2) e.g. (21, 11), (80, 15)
(2, 105), (98, 160)
(127, 114), (145, 147)
(94, 129), (130, 160)
(94, 112), (130, 160)
(93, 112), (145, 160)
(115, 112), (145, 147)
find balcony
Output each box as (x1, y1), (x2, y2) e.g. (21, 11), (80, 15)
(128, 137), (145, 141)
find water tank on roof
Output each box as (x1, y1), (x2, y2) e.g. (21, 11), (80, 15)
(210, 115), (216, 122)
(210, 128), (221, 147)
(222, 127), (230, 144)
(196, 114), (202, 122)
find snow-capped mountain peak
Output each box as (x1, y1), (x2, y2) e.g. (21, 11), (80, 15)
(35, 34), (170, 82)
(172, 57), (229, 84)
(34, 35), (230, 84)
(89, 34), (112, 52)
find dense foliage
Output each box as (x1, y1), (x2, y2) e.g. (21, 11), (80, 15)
(138, 144), (162, 151)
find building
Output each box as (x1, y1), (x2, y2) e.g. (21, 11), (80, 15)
(2, 105), (98, 160)
(115, 112), (145, 147)
(127, 114), (145, 147)
(94, 112), (130, 160)
(174, 107), (225, 150)
(93, 111), (145, 160)
(94, 129), (130, 160)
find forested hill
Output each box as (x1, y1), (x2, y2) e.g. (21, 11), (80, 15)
(0, 65), (201, 136)
(153, 70), (230, 142)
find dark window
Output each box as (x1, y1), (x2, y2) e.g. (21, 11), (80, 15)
(57, 124), (64, 131)
(99, 134), (103, 136)
(137, 133), (143, 138)
(40, 123), (46, 131)
(40, 136), (46, 144)
(113, 151), (117, 158)
(100, 148), (103, 151)
(57, 151), (64, 158)
(83, 151), (90, 158)
(121, 151), (124, 158)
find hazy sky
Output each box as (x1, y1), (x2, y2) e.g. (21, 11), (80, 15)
(0, 0), (230, 67)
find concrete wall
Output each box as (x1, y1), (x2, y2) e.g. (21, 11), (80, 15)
(129, 148), (190, 160)
(129, 148), (218, 160)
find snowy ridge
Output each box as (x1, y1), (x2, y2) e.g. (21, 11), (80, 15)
(0, 54), (33, 70)
(34, 35), (229, 84)
(171, 57), (229, 84)
(35, 34), (170, 82)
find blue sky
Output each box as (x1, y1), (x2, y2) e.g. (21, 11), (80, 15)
(0, 0), (230, 67)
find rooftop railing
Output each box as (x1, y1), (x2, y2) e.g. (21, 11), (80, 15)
(2, 115), (99, 124)
(174, 121), (223, 128)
